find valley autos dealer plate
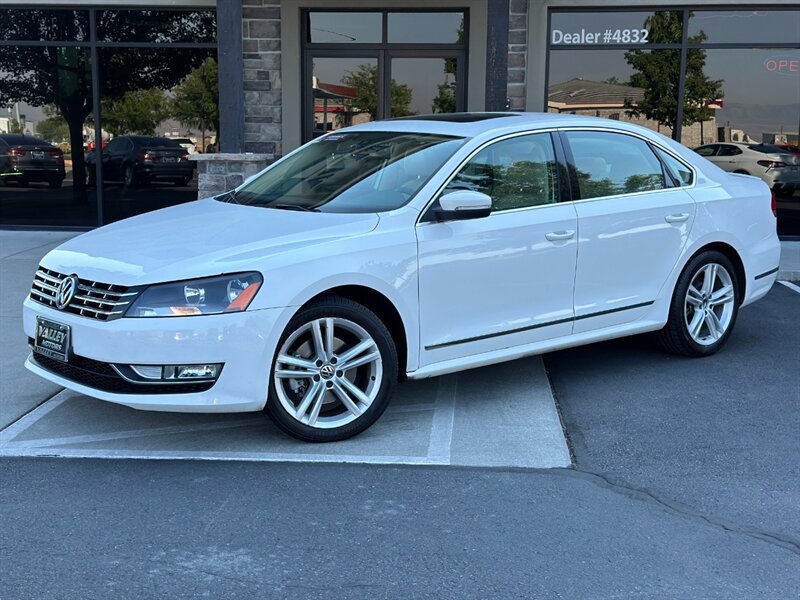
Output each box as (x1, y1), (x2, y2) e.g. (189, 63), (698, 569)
(35, 317), (71, 362)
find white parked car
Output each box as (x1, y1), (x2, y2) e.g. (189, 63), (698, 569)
(693, 142), (800, 195)
(24, 114), (780, 442)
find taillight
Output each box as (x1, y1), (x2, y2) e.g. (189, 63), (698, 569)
(180, 154), (189, 161)
(137, 151), (155, 161)
(771, 191), (777, 218)
(757, 160), (787, 169)
(3, 148), (25, 157)
(47, 149), (63, 160)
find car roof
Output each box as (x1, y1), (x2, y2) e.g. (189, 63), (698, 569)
(340, 111), (670, 140)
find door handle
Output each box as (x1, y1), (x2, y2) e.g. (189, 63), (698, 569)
(664, 213), (690, 224)
(545, 230), (575, 241)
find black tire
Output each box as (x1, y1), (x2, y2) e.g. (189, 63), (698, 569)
(656, 250), (740, 357)
(173, 177), (191, 186)
(733, 169), (749, 175)
(266, 296), (398, 442)
(86, 167), (96, 187)
(123, 164), (137, 187)
(48, 178), (64, 189)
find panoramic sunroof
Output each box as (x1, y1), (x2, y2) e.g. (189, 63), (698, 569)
(389, 112), (516, 123)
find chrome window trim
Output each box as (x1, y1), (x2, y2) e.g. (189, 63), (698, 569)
(416, 128), (562, 226)
(416, 125), (699, 226)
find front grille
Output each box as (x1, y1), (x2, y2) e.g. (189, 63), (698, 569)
(30, 346), (215, 395)
(30, 266), (140, 321)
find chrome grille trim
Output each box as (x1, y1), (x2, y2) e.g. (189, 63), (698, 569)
(30, 267), (139, 321)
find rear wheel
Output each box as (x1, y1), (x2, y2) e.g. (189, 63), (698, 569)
(123, 164), (137, 187)
(266, 296), (398, 442)
(656, 250), (740, 357)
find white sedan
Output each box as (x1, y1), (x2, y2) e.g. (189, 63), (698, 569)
(24, 113), (780, 442)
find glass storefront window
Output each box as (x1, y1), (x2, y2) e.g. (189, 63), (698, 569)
(307, 12), (382, 44)
(549, 11), (682, 47)
(98, 48), (218, 223)
(311, 57), (378, 135)
(547, 49), (681, 139)
(387, 13), (465, 44)
(0, 47), (97, 226)
(390, 57), (461, 117)
(687, 48), (800, 236)
(688, 11), (800, 45)
(97, 10), (217, 44)
(0, 9), (89, 42)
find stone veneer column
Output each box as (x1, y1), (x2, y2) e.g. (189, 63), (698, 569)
(242, 0), (282, 158)
(190, 154), (273, 199)
(507, 0), (528, 111)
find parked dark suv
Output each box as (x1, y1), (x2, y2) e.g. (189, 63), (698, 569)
(87, 135), (194, 187)
(0, 134), (66, 188)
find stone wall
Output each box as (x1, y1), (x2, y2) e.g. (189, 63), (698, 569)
(507, 0), (528, 110)
(243, 0), (283, 158)
(191, 154), (273, 199)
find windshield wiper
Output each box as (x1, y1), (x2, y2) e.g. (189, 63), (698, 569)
(270, 203), (319, 212)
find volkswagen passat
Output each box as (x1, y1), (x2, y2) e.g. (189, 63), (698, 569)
(24, 113), (780, 442)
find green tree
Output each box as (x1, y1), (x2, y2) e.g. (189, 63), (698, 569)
(7, 118), (24, 133)
(37, 114), (70, 143)
(341, 64), (413, 119)
(172, 58), (219, 149)
(432, 82), (456, 113)
(624, 12), (723, 139)
(102, 88), (171, 136)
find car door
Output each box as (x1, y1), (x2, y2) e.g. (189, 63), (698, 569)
(713, 144), (745, 172)
(416, 131), (578, 364)
(560, 129), (696, 333)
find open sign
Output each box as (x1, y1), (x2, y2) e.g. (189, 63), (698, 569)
(763, 54), (799, 76)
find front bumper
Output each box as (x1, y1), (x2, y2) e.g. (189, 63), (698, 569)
(23, 296), (294, 413)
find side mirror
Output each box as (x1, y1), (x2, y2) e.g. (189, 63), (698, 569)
(433, 190), (492, 221)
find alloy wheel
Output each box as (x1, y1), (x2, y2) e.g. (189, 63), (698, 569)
(273, 317), (383, 429)
(683, 263), (736, 346)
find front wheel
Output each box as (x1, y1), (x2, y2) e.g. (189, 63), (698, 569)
(266, 296), (398, 442)
(656, 250), (740, 357)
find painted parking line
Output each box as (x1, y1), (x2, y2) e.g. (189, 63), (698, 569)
(778, 280), (800, 294)
(0, 358), (571, 469)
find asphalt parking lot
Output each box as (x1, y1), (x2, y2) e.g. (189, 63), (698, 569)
(1, 231), (798, 597)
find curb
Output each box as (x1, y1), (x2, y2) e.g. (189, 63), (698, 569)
(777, 270), (799, 282)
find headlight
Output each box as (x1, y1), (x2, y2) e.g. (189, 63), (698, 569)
(125, 272), (262, 317)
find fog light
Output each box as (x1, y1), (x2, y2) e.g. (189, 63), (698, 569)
(165, 364), (222, 380)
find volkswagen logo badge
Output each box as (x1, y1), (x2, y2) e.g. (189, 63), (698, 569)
(320, 364), (335, 379)
(55, 275), (78, 310)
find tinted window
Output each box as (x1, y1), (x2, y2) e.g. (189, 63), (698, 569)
(717, 145), (742, 156)
(387, 12), (465, 44)
(654, 147), (693, 186)
(0, 9), (89, 41)
(565, 131), (666, 199)
(308, 12), (382, 43)
(445, 134), (558, 212)
(688, 10), (800, 45)
(748, 144), (794, 155)
(694, 145), (717, 157)
(97, 10), (216, 43)
(232, 131), (465, 213)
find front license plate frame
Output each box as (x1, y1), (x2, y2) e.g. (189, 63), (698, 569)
(34, 317), (71, 363)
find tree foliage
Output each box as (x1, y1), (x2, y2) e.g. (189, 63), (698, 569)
(172, 58), (219, 144)
(341, 64), (413, 119)
(101, 88), (171, 136)
(36, 114), (70, 143)
(624, 12), (724, 138)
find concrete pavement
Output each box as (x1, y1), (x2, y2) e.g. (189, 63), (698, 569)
(0, 230), (570, 468)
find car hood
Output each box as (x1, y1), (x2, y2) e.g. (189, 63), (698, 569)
(41, 199), (380, 286)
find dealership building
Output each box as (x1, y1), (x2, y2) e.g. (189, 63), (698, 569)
(0, 1), (798, 234)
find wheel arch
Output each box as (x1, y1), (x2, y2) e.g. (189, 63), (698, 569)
(683, 241), (747, 301)
(301, 284), (410, 381)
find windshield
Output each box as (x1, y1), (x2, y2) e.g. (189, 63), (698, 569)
(225, 131), (465, 213)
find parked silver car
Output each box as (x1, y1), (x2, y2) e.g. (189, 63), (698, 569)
(693, 142), (800, 194)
